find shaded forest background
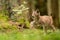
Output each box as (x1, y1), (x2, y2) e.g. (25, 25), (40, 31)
(0, 0), (60, 30)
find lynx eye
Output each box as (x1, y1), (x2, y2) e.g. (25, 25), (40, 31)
(32, 16), (34, 18)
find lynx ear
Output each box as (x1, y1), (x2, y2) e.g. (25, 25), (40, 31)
(39, 11), (41, 15)
(36, 9), (41, 15)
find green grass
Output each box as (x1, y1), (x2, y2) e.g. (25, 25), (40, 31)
(0, 29), (60, 40)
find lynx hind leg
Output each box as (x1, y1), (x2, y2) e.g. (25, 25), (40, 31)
(51, 24), (56, 32)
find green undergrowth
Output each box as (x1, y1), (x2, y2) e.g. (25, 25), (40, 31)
(0, 29), (59, 40)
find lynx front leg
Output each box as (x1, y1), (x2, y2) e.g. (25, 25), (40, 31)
(42, 25), (48, 34)
(30, 21), (35, 29)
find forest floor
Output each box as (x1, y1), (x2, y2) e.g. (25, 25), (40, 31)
(0, 29), (60, 40)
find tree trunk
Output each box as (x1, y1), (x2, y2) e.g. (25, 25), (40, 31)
(47, 0), (52, 16)
(27, 0), (35, 22)
(5, 0), (12, 19)
(51, 0), (59, 28)
(58, 0), (60, 28)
